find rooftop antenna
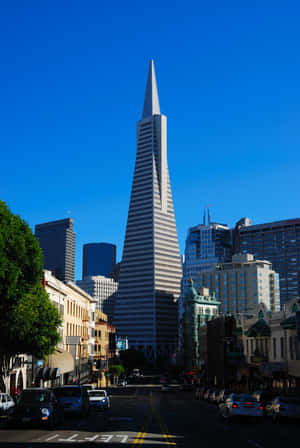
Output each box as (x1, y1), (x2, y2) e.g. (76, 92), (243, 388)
(207, 205), (211, 224)
(203, 205), (206, 225)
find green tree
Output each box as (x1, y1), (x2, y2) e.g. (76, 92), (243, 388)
(0, 201), (61, 391)
(109, 364), (125, 377)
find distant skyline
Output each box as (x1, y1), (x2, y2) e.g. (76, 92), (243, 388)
(1, 2), (300, 281)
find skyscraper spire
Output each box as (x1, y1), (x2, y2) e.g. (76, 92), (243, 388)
(142, 59), (160, 119)
(114, 61), (182, 362)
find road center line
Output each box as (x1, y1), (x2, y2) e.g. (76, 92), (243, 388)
(133, 431), (142, 444)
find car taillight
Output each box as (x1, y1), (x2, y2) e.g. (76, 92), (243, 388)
(259, 405), (263, 410)
(232, 403), (238, 408)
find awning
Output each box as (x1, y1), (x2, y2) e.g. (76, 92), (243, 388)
(35, 367), (52, 381)
(47, 348), (75, 374)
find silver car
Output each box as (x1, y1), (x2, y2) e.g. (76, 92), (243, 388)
(269, 396), (300, 422)
(219, 393), (263, 421)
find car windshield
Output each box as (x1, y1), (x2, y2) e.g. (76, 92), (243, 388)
(232, 394), (256, 402)
(280, 397), (300, 405)
(88, 391), (106, 398)
(18, 390), (50, 403)
(54, 387), (82, 397)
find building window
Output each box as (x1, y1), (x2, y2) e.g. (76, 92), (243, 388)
(273, 338), (277, 360)
(290, 336), (294, 360)
(280, 337), (284, 359)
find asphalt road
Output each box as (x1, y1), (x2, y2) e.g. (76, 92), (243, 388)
(0, 385), (299, 448)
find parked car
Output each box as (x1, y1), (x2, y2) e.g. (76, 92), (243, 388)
(161, 381), (183, 392)
(195, 386), (205, 400)
(82, 384), (95, 392)
(88, 389), (110, 410)
(219, 393), (263, 421)
(252, 390), (277, 415)
(207, 388), (218, 402)
(0, 393), (15, 416)
(215, 389), (231, 404)
(203, 388), (212, 400)
(268, 396), (300, 422)
(9, 388), (64, 428)
(211, 389), (221, 404)
(53, 386), (89, 416)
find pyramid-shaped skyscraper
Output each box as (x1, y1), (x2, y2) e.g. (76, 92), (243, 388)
(114, 60), (182, 361)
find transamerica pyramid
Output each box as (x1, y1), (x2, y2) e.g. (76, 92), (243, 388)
(114, 60), (182, 362)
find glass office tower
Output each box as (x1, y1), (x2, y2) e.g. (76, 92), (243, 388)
(235, 218), (300, 306)
(35, 218), (75, 283)
(182, 214), (232, 293)
(82, 243), (116, 278)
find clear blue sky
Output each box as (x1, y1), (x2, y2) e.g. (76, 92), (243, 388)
(1, 1), (300, 281)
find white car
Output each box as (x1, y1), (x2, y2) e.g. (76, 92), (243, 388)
(219, 393), (263, 421)
(0, 393), (15, 415)
(269, 396), (300, 422)
(88, 389), (110, 410)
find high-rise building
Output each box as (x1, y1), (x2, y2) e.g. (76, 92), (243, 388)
(233, 218), (300, 306)
(182, 210), (232, 293)
(198, 254), (280, 315)
(35, 218), (75, 283)
(82, 243), (116, 278)
(114, 60), (182, 361)
(76, 275), (118, 323)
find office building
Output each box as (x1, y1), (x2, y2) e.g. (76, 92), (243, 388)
(35, 218), (75, 283)
(198, 253), (280, 315)
(76, 275), (118, 323)
(114, 60), (182, 361)
(234, 218), (300, 305)
(182, 211), (232, 292)
(82, 243), (116, 278)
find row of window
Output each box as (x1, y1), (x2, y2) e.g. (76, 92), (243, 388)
(66, 300), (89, 321)
(246, 336), (300, 360)
(66, 322), (88, 339)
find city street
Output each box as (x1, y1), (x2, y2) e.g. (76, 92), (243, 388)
(0, 385), (299, 448)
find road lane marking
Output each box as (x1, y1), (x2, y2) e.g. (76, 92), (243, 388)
(45, 434), (59, 441)
(58, 433), (79, 442)
(116, 435), (129, 443)
(150, 394), (176, 446)
(133, 431), (142, 444)
(139, 432), (146, 444)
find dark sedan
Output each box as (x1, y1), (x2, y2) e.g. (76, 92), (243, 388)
(9, 388), (64, 428)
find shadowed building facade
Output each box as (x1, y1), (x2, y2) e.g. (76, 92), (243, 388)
(114, 60), (182, 361)
(82, 243), (116, 278)
(35, 218), (75, 283)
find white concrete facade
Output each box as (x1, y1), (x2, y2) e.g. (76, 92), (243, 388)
(198, 254), (280, 316)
